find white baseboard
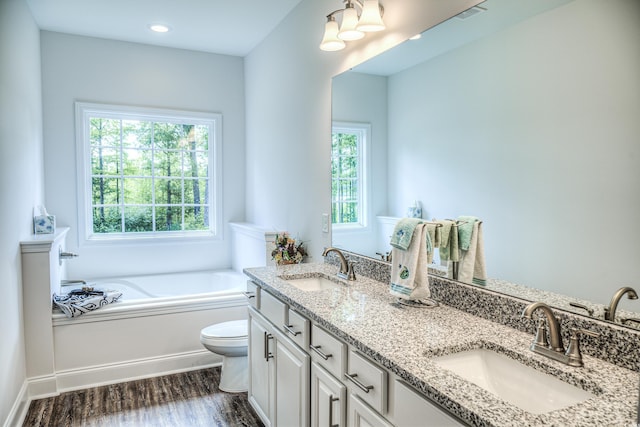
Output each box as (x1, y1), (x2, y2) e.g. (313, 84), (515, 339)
(23, 349), (221, 400)
(3, 380), (29, 427)
(54, 349), (222, 393)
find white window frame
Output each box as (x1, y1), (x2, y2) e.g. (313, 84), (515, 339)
(75, 102), (223, 244)
(331, 121), (371, 231)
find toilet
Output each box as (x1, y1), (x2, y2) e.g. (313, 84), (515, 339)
(200, 319), (249, 392)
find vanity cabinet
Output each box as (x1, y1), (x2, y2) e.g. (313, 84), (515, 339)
(247, 281), (465, 427)
(248, 292), (310, 427)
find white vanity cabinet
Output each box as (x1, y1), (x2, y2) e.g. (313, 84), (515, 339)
(248, 289), (310, 427)
(247, 281), (466, 427)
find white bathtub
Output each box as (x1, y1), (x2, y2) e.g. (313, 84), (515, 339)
(51, 269), (250, 392)
(64, 269), (247, 300)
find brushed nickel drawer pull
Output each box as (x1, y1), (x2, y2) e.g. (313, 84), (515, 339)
(243, 291), (256, 299)
(284, 324), (301, 336)
(328, 395), (339, 427)
(344, 373), (373, 393)
(264, 332), (273, 361)
(309, 344), (333, 360)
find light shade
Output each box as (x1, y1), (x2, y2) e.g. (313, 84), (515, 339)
(357, 0), (385, 32)
(338, 5), (364, 41)
(320, 19), (346, 51)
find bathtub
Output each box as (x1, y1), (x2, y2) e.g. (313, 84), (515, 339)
(51, 269), (250, 392)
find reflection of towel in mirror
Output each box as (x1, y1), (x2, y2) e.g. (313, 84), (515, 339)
(457, 215), (479, 251)
(390, 218), (424, 251)
(53, 290), (122, 318)
(437, 220), (459, 262)
(424, 223), (440, 264)
(390, 224), (430, 300)
(458, 220), (487, 286)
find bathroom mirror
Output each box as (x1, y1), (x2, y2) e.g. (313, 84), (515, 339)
(331, 0), (640, 326)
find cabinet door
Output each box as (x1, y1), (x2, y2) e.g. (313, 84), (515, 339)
(349, 394), (393, 427)
(393, 380), (465, 427)
(311, 362), (346, 427)
(275, 335), (310, 427)
(249, 313), (275, 427)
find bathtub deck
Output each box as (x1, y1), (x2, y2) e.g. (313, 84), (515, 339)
(22, 367), (264, 427)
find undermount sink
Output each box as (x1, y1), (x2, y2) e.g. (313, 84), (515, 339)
(280, 274), (342, 292)
(432, 348), (595, 415)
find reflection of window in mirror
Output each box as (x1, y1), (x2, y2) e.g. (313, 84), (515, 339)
(331, 122), (370, 229)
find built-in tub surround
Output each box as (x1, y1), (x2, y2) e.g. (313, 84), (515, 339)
(19, 246), (249, 400)
(244, 263), (638, 426)
(325, 251), (640, 372)
(51, 270), (248, 393)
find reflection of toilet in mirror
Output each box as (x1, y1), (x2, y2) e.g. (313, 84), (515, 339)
(200, 320), (248, 392)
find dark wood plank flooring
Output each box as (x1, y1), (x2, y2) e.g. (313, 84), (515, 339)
(23, 367), (265, 427)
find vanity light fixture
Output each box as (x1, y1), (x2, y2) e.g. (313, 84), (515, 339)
(319, 0), (385, 51)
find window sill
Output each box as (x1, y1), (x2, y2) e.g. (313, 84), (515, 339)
(82, 230), (220, 246)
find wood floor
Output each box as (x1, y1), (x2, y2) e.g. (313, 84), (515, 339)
(23, 367), (265, 427)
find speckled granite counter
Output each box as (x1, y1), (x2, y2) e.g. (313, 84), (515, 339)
(244, 263), (638, 427)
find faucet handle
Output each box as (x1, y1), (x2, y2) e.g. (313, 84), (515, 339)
(533, 318), (548, 347)
(565, 328), (599, 367)
(347, 260), (357, 281)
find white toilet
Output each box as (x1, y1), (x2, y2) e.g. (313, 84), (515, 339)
(200, 319), (249, 392)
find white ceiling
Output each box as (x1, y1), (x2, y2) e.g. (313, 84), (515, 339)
(26, 0), (304, 56)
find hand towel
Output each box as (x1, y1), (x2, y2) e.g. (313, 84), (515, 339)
(53, 289), (123, 318)
(390, 224), (431, 301)
(390, 218), (424, 251)
(457, 215), (480, 251)
(424, 223), (440, 264)
(435, 220), (459, 263)
(457, 221), (487, 286)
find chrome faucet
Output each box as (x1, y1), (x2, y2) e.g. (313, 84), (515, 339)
(521, 301), (598, 367)
(322, 247), (356, 280)
(604, 286), (638, 321)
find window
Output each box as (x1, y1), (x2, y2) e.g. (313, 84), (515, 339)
(331, 122), (369, 228)
(76, 102), (222, 241)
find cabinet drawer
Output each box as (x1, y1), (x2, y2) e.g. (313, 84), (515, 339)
(260, 290), (287, 330)
(284, 308), (310, 350)
(346, 350), (387, 414)
(245, 281), (260, 309)
(310, 325), (346, 379)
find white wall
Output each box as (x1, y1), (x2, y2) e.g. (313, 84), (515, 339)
(387, 0), (640, 304)
(40, 32), (246, 278)
(331, 71), (388, 256)
(244, 0), (483, 260)
(0, 0), (44, 423)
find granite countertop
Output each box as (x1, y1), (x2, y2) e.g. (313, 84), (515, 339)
(244, 263), (638, 427)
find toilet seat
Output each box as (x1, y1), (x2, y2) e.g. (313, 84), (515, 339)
(200, 320), (248, 347)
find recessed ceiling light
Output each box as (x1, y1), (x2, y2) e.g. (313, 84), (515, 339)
(149, 24), (171, 33)
(409, 34), (422, 40)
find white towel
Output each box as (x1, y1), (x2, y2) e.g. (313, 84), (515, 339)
(390, 224), (431, 300)
(458, 221), (487, 286)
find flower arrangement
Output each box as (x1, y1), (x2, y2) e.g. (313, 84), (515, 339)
(272, 232), (307, 265)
